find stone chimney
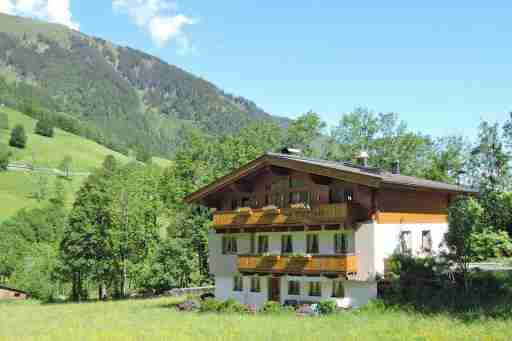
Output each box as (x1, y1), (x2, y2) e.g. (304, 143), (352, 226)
(356, 151), (369, 167)
(281, 147), (302, 155)
(392, 160), (401, 175)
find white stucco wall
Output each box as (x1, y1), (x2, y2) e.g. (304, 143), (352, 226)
(373, 222), (448, 275)
(214, 276), (268, 308)
(215, 275), (377, 309)
(354, 222), (375, 280)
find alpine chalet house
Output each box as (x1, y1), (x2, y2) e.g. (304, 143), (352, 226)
(185, 149), (471, 308)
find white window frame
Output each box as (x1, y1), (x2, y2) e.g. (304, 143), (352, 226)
(223, 236), (238, 255)
(306, 234), (319, 254)
(422, 230), (433, 253)
(288, 280), (301, 296)
(308, 281), (322, 297)
(233, 276), (244, 292)
(400, 231), (412, 255)
(250, 276), (261, 293)
(334, 231), (354, 254)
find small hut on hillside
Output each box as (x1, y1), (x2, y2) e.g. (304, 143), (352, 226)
(0, 286), (29, 300)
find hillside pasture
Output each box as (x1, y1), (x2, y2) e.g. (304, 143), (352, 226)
(0, 298), (510, 341)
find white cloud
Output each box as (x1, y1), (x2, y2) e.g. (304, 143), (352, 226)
(0, 0), (14, 14)
(113, 0), (197, 51)
(0, 0), (80, 30)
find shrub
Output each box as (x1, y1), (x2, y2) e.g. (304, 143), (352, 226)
(317, 299), (337, 315)
(34, 117), (54, 137)
(260, 301), (295, 314)
(218, 298), (249, 314)
(199, 298), (222, 313)
(261, 301), (283, 314)
(470, 229), (512, 261)
(9, 124), (27, 149)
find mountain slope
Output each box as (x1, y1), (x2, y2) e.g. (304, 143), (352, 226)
(0, 106), (170, 223)
(0, 13), (288, 157)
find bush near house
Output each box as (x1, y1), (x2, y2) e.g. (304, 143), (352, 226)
(380, 254), (512, 318)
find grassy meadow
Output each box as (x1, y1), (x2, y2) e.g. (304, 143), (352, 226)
(0, 298), (511, 341)
(0, 107), (173, 222)
(0, 107), (130, 171)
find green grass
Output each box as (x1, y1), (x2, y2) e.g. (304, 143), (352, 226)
(0, 172), (83, 224)
(0, 107), (130, 171)
(0, 107), (146, 222)
(0, 298), (510, 341)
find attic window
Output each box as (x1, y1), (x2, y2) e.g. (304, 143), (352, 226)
(344, 190), (354, 202)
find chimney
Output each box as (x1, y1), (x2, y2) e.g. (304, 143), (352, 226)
(281, 147), (302, 155)
(392, 160), (400, 175)
(356, 151), (369, 167)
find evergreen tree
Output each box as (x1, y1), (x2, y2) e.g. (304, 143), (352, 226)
(9, 124), (27, 149)
(34, 117), (54, 138)
(102, 155), (118, 173)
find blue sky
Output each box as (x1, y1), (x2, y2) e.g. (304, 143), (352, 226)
(2, 1), (512, 139)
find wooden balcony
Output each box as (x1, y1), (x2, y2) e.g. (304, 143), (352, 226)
(213, 203), (348, 228)
(238, 254), (358, 275)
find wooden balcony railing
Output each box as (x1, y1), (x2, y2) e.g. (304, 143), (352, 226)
(213, 203), (348, 228)
(237, 254), (358, 275)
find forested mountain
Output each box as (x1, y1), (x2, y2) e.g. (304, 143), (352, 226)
(0, 13), (288, 157)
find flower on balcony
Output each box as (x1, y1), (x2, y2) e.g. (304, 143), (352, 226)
(262, 252), (281, 260)
(290, 202), (311, 210)
(288, 252), (312, 259)
(236, 207), (253, 215)
(262, 205), (280, 215)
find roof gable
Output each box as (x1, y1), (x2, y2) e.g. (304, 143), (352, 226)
(184, 153), (474, 204)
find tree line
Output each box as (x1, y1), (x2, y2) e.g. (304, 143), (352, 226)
(1, 108), (512, 301)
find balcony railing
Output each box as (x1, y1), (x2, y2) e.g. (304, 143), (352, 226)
(213, 203), (348, 228)
(237, 254), (358, 275)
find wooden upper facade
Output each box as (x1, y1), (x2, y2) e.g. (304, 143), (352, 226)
(185, 152), (473, 232)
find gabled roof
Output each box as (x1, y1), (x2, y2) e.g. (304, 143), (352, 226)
(0, 285), (28, 295)
(185, 152), (475, 204)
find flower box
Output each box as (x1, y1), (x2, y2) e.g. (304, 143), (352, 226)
(236, 207), (253, 215)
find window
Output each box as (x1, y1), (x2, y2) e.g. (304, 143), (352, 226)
(251, 277), (261, 293)
(233, 276), (244, 292)
(241, 197), (251, 207)
(289, 177), (306, 189)
(288, 281), (301, 296)
(307, 234), (319, 254)
(344, 190), (354, 202)
(334, 232), (353, 254)
(309, 282), (322, 297)
(271, 193), (286, 208)
(281, 235), (293, 253)
(422, 230), (433, 253)
(289, 191), (311, 206)
(332, 281), (345, 298)
(222, 236), (238, 255)
(400, 231), (412, 255)
(258, 235), (269, 254)
(231, 199), (239, 210)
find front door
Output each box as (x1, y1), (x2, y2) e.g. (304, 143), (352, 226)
(268, 277), (281, 302)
